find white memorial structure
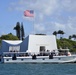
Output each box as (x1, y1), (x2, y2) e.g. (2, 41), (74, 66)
(0, 35), (57, 54)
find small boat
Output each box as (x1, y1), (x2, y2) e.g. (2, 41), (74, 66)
(0, 49), (76, 63)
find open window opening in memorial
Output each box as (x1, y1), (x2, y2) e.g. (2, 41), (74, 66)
(9, 46), (20, 52)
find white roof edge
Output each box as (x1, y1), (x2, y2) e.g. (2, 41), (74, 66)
(2, 40), (22, 45)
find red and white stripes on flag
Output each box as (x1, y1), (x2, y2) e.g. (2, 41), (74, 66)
(24, 10), (34, 17)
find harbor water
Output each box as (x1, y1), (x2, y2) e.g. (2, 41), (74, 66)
(0, 63), (76, 75)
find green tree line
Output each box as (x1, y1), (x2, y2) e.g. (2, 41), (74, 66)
(0, 33), (19, 45)
(53, 30), (76, 52)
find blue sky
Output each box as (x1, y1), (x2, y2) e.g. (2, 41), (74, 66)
(0, 0), (76, 38)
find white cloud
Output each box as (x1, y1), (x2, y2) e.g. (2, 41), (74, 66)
(55, 22), (65, 30)
(34, 24), (45, 32)
(36, 0), (59, 15)
(67, 16), (76, 29)
(9, 0), (59, 15)
(38, 13), (44, 21)
(9, 0), (76, 15)
(61, 0), (76, 12)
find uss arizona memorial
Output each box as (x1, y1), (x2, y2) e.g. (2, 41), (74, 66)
(1, 34), (57, 54)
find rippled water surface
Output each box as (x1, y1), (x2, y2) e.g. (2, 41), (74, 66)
(0, 63), (76, 75)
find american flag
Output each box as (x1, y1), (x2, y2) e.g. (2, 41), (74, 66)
(24, 10), (34, 17)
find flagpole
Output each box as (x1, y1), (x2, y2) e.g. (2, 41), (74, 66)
(33, 10), (35, 35)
